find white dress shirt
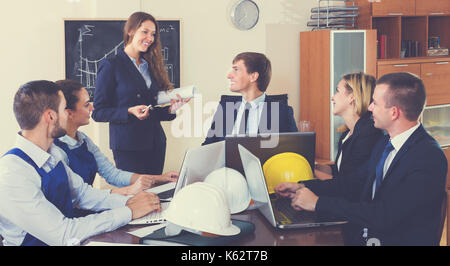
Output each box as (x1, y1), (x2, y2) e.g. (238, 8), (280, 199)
(372, 122), (421, 198)
(232, 93), (266, 136)
(0, 134), (132, 246)
(336, 132), (351, 171)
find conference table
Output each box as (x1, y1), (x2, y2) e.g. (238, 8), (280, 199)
(83, 209), (345, 246)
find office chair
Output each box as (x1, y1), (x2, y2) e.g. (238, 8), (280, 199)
(220, 94), (289, 105)
(437, 191), (447, 245)
(447, 190), (450, 246)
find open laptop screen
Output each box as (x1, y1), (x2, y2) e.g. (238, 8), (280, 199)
(225, 132), (316, 177)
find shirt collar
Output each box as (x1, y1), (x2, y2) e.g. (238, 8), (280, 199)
(58, 131), (86, 147)
(390, 122), (421, 151)
(242, 93), (266, 109)
(14, 133), (51, 168)
(128, 56), (148, 69)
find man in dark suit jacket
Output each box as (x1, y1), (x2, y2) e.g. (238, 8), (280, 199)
(276, 72), (447, 245)
(202, 52), (297, 145)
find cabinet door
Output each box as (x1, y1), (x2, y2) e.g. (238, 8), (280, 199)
(421, 61), (450, 106)
(372, 0), (415, 16)
(416, 0), (450, 15)
(377, 63), (420, 79)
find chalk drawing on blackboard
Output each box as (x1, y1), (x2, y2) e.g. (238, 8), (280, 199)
(76, 26), (176, 98)
(75, 24), (124, 98)
(65, 19), (180, 100)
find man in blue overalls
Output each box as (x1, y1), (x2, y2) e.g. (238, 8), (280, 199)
(0, 80), (162, 246)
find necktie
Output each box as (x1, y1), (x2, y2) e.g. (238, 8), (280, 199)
(374, 140), (394, 195)
(238, 103), (251, 135)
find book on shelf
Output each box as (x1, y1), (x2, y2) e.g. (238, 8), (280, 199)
(379, 35), (386, 59)
(402, 40), (420, 57)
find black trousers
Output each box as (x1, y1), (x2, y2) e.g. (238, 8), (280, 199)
(112, 142), (166, 175)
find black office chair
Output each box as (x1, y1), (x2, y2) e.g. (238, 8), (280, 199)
(447, 190), (450, 246)
(437, 191), (447, 245)
(220, 94), (289, 105)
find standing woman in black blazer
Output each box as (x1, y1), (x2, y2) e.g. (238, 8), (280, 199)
(92, 12), (187, 174)
(315, 72), (383, 181)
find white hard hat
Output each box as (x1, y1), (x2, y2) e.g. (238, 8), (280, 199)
(164, 182), (241, 236)
(204, 167), (251, 214)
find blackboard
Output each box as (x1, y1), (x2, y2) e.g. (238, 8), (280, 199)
(64, 19), (181, 100)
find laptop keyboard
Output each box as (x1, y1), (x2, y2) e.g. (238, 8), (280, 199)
(157, 188), (175, 199)
(128, 202), (170, 225)
(271, 194), (317, 225)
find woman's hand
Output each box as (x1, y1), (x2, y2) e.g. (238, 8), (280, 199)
(152, 171), (179, 184)
(168, 94), (191, 114)
(119, 172), (179, 196)
(128, 105), (150, 120)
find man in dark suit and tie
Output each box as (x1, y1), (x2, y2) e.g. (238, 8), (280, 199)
(202, 52), (298, 146)
(276, 72), (447, 245)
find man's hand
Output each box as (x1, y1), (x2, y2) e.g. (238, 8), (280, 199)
(274, 182), (305, 198)
(291, 187), (318, 211)
(126, 191), (161, 219)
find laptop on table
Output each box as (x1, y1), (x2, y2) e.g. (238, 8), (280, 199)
(233, 133), (347, 229)
(129, 141), (226, 225)
(225, 132), (316, 177)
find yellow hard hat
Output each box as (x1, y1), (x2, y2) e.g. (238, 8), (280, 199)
(262, 152), (314, 194)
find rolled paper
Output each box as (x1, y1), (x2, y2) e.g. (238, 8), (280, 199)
(157, 85), (198, 105)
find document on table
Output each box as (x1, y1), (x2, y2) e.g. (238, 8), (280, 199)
(128, 223), (168, 238)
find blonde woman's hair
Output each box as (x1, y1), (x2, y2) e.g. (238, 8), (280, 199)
(337, 72), (376, 132)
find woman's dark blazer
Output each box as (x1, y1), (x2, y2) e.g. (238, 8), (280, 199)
(331, 111), (384, 178)
(92, 49), (176, 151)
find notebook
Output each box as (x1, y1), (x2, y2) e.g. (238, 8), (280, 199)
(238, 144), (347, 229)
(140, 219), (255, 246)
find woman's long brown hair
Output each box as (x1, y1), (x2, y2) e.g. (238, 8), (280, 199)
(123, 12), (173, 92)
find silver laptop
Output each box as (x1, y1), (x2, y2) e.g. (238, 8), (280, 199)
(238, 144), (347, 229)
(130, 141), (226, 225)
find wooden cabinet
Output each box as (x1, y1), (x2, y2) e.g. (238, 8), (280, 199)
(300, 30), (377, 161)
(377, 58), (450, 106)
(416, 0), (450, 16)
(421, 61), (450, 105)
(372, 0), (415, 16)
(353, 0), (450, 60)
(377, 62), (421, 78)
(355, 0), (450, 17)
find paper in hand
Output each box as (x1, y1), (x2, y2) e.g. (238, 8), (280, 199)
(157, 85), (198, 105)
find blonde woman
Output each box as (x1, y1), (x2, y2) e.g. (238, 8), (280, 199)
(315, 72), (383, 180)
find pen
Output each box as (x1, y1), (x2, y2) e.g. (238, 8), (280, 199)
(141, 103), (172, 113)
(160, 199), (171, 203)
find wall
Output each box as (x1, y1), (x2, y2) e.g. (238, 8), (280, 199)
(0, 0), (316, 188)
